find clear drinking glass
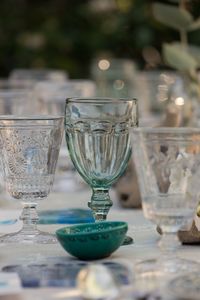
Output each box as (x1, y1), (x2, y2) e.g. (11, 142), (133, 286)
(34, 80), (96, 115)
(34, 80), (96, 192)
(0, 88), (40, 198)
(132, 127), (200, 274)
(0, 78), (35, 90)
(0, 116), (63, 244)
(9, 68), (68, 82)
(0, 89), (38, 115)
(65, 97), (138, 221)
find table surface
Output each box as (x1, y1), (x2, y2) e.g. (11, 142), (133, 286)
(0, 188), (200, 299)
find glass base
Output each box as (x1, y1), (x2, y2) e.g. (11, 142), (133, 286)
(135, 257), (200, 277)
(0, 230), (57, 244)
(122, 235), (134, 246)
(168, 271), (200, 300)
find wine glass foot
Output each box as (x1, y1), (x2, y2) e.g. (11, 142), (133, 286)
(135, 257), (200, 278)
(122, 235), (133, 246)
(0, 230), (57, 244)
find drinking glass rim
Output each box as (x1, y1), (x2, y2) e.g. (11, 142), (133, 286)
(133, 127), (200, 134)
(0, 115), (64, 121)
(66, 97), (137, 104)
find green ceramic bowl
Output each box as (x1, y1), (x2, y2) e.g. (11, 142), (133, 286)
(56, 221), (128, 260)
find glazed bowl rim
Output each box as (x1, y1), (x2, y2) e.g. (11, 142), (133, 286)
(56, 221), (128, 238)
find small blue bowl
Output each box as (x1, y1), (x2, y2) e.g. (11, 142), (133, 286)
(56, 221), (128, 260)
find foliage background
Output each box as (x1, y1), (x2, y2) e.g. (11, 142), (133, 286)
(0, 0), (199, 78)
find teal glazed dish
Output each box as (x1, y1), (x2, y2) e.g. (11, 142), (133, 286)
(56, 221), (128, 260)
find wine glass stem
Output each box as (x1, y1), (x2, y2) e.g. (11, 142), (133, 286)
(158, 232), (180, 259)
(88, 188), (113, 221)
(20, 203), (39, 235)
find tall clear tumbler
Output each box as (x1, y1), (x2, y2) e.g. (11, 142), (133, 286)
(0, 116), (63, 244)
(65, 98), (138, 221)
(132, 127), (200, 275)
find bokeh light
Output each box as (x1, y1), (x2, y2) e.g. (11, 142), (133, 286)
(98, 59), (110, 71)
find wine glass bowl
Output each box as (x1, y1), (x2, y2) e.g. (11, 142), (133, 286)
(132, 127), (200, 274)
(65, 97), (138, 221)
(0, 116), (64, 244)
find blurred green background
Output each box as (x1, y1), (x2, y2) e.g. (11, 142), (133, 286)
(0, 0), (200, 78)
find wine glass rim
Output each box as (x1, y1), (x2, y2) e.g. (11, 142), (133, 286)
(133, 127), (200, 134)
(66, 97), (137, 104)
(0, 115), (64, 121)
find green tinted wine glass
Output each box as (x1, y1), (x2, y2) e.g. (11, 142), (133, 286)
(65, 98), (138, 221)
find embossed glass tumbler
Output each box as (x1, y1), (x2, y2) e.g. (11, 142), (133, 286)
(65, 98), (138, 221)
(132, 128), (200, 274)
(0, 116), (63, 244)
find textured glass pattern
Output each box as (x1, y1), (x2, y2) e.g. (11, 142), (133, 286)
(67, 120), (131, 188)
(133, 128), (200, 231)
(132, 128), (200, 274)
(0, 116), (63, 244)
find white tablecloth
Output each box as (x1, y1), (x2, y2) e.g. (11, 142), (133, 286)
(0, 189), (200, 299)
